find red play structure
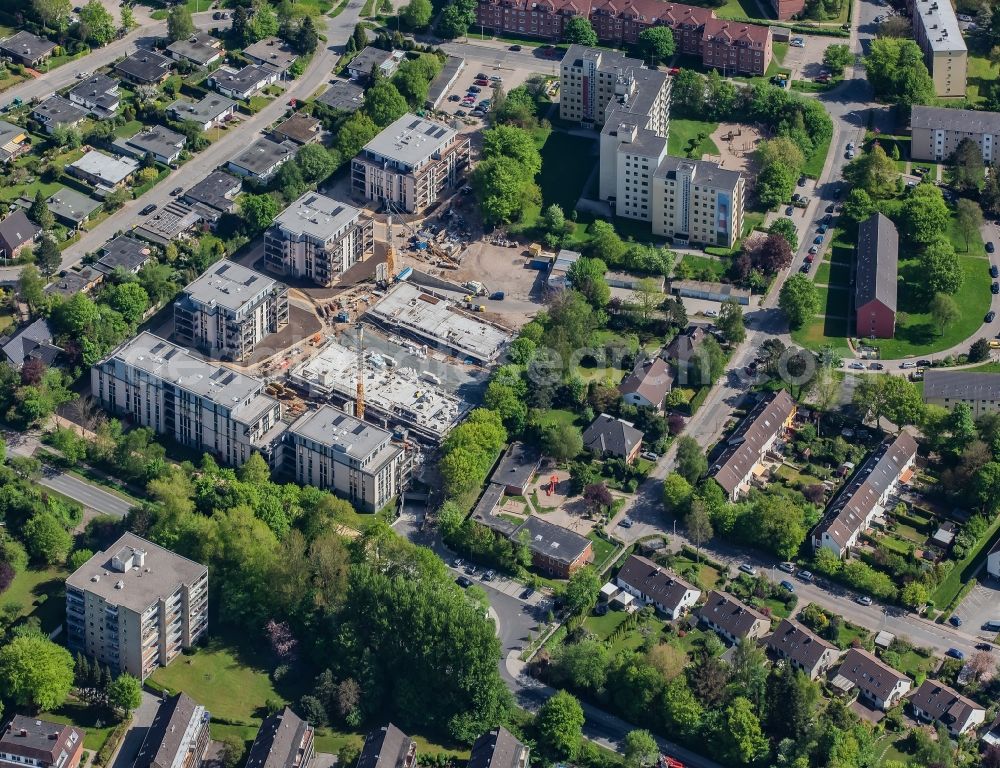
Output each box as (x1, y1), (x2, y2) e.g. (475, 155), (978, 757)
(545, 475), (558, 496)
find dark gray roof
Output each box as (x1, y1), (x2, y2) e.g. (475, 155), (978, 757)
(619, 356), (673, 404)
(210, 64), (273, 95)
(68, 74), (119, 111)
(697, 590), (770, 639)
(490, 441), (540, 489)
(654, 154), (743, 190)
(182, 170), (242, 213)
(348, 46), (394, 75)
(228, 137), (297, 176)
(764, 618), (838, 670)
(470, 483), (513, 533)
(856, 212), (898, 312)
(166, 32), (222, 65)
(316, 79), (365, 112)
(245, 708), (312, 768)
(0, 31), (56, 60)
(47, 187), (102, 224)
(115, 125), (186, 160)
(356, 724), (415, 768)
(923, 370), (1000, 403)
(909, 679), (983, 728)
(512, 516), (592, 566)
(0, 209), (41, 253)
(616, 554), (698, 612)
(582, 413), (643, 458)
(116, 49), (172, 82)
(0, 716), (81, 765)
(468, 728), (528, 768)
(665, 324), (706, 362)
(33, 95), (87, 127)
(425, 55), (464, 108)
(708, 389), (795, 495)
(910, 105), (1000, 134)
(95, 234), (156, 275)
(45, 266), (103, 297)
(133, 693), (206, 768)
(837, 648), (910, 693)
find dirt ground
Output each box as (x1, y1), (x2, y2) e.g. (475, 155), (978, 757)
(709, 122), (765, 175)
(528, 470), (599, 537)
(449, 241), (547, 327)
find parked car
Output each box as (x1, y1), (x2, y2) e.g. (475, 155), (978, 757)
(704, 309), (719, 318)
(814, 235), (824, 244)
(798, 176), (807, 187)
(476, 72), (488, 79)
(791, 193), (801, 202)
(991, 264), (999, 278)
(641, 450), (658, 461)
(817, 224), (828, 234)
(453, 558), (464, 568)
(468, 85), (482, 93)
(482, 569), (496, 582)
(988, 241), (996, 253)
(869, 362), (884, 370)
(987, 311), (996, 323)
(823, 214), (833, 224)
(456, 576), (472, 588)
(949, 615), (963, 627)
(917, 359), (932, 366)
(826, 204), (835, 213)
(799, 262), (810, 272)
(798, 570), (815, 582)
(805, 254), (816, 264)
(465, 563), (477, 574)
(992, 282), (998, 295)
(738, 563), (758, 576)
(509, 44), (521, 51)
(520, 587), (535, 600)
(975, 642), (993, 651)
(785, 206), (794, 216)
(849, 361), (865, 369)
(846, 141), (855, 151)
(471, 110), (485, 117)
(490, 75), (502, 82)
(170, 186), (182, 196)
(619, 517), (634, 528)
(448, 94), (461, 101)
(455, 109), (467, 116)
(474, 78), (490, 86)
(900, 361), (917, 369)
(856, 595), (873, 606)
(946, 648), (965, 660)
(790, 37), (805, 47)
(780, 580), (795, 592)
(808, 245), (819, 254)
(139, 204), (157, 215)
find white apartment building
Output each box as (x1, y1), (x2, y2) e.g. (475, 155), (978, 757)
(560, 46), (661, 127)
(65, 534), (208, 680)
(651, 156), (745, 247)
(906, 0), (967, 98)
(910, 105), (1000, 163)
(174, 259), (289, 362)
(286, 404), (406, 512)
(351, 113), (471, 213)
(264, 192), (374, 287)
(91, 331), (287, 468)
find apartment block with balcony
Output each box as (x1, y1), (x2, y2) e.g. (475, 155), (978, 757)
(264, 192), (374, 287)
(65, 534), (208, 680)
(90, 331), (287, 469)
(907, 0), (967, 98)
(174, 260), (289, 362)
(286, 405), (407, 512)
(651, 155), (745, 248)
(350, 113), (471, 213)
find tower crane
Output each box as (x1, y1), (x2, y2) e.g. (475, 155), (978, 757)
(355, 323), (365, 420)
(385, 214), (397, 281)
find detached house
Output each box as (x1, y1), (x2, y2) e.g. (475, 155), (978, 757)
(209, 64), (277, 100)
(834, 648), (911, 711)
(166, 33), (223, 67)
(619, 356), (672, 410)
(697, 590), (770, 645)
(764, 618), (840, 680)
(0, 716), (84, 768)
(0, 209), (41, 261)
(67, 74), (121, 118)
(0, 31), (56, 67)
(909, 679), (986, 737)
(583, 413), (643, 462)
(615, 554), (700, 619)
(32, 95), (86, 135)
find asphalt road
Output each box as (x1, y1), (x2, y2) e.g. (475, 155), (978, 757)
(39, 467), (136, 517)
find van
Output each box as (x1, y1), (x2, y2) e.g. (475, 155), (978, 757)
(984, 620), (1000, 632)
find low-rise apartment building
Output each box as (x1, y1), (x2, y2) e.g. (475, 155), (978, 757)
(174, 260), (289, 362)
(358, 725), (415, 768)
(511, 516), (593, 578)
(906, 0), (966, 98)
(285, 404), (405, 513)
(910, 105), (1000, 163)
(923, 370), (1000, 417)
(245, 708), (315, 768)
(351, 113), (471, 213)
(764, 618), (840, 680)
(834, 648), (911, 710)
(91, 331), (287, 468)
(855, 212), (898, 339)
(133, 693), (211, 768)
(615, 554), (700, 619)
(697, 590), (770, 645)
(708, 389), (796, 501)
(65, 533), (208, 680)
(0, 717), (84, 768)
(812, 432), (917, 557)
(909, 679), (986, 736)
(264, 192), (374, 286)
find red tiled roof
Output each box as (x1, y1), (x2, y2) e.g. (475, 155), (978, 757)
(702, 16), (770, 46)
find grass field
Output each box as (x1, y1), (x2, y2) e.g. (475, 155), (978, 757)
(710, 0), (769, 21)
(41, 701), (116, 752)
(532, 408), (580, 429)
(967, 52), (999, 106)
(803, 132), (834, 179)
(667, 118), (720, 160)
(3, 564), (67, 634)
(587, 532), (618, 570)
(677, 253), (728, 281)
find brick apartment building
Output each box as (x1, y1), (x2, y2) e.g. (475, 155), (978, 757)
(476, 0), (771, 75)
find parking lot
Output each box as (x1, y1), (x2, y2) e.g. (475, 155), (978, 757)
(780, 34), (834, 82)
(434, 60), (544, 123)
(952, 579), (1000, 639)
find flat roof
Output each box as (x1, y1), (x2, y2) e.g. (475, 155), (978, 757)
(166, 32), (222, 64)
(69, 150), (138, 184)
(365, 283), (510, 363)
(242, 36), (298, 70)
(655, 154), (743, 190)
(288, 404), (394, 460)
(46, 187), (102, 223)
(118, 124), (186, 158)
(513, 515), (592, 566)
(95, 234), (155, 274)
(274, 112), (321, 144)
(923, 370), (1000, 401)
(33, 95), (86, 126)
(116, 48), (172, 81)
(348, 46), (395, 74)
(211, 63), (273, 93)
(289, 333), (467, 440)
(65, 532), (206, 612)
(315, 79), (365, 112)
(912, 0), (966, 53)
(229, 137), (297, 175)
(273, 191), (362, 241)
(183, 170), (242, 211)
(100, 331), (263, 406)
(169, 93), (236, 123)
(425, 55), (464, 108)
(134, 201), (200, 244)
(181, 259), (281, 312)
(911, 105), (1000, 134)
(361, 113), (457, 168)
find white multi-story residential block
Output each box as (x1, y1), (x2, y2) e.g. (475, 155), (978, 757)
(906, 0), (967, 98)
(650, 156), (745, 247)
(174, 260), (289, 362)
(65, 534), (208, 680)
(910, 105), (1000, 163)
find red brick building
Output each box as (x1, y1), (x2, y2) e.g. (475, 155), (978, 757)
(475, 0), (772, 75)
(855, 212), (898, 340)
(769, 0), (804, 19)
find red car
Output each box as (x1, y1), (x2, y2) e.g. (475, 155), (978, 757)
(668, 66), (680, 75)
(474, 78), (490, 86)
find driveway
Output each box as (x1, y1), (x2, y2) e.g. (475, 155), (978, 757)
(952, 580), (1000, 638)
(109, 691), (161, 768)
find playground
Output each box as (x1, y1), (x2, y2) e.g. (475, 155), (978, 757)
(707, 122), (766, 176)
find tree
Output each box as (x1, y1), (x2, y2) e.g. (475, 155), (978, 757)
(551, 639), (609, 691)
(567, 257), (610, 307)
(929, 292), (960, 334)
(296, 144), (336, 184)
(675, 436), (706, 484)
(563, 16), (597, 44)
(843, 143), (897, 199)
(900, 580), (928, 609)
(949, 137), (984, 194)
(970, 338), (992, 364)
(17, 265), (46, 312)
(720, 696), (768, 765)
(335, 112), (379, 160)
(23, 512), (72, 565)
(537, 691), (584, 760)
(352, 22), (368, 51)
(33, 0), (71, 28)
(364, 80), (408, 127)
(239, 194), (281, 235)
(294, 15), (319, 55)
(167, 4), (195, 40)
(472, 156), (540, 226)
(120, 4), (135, 30)
(0, 632), (75, 711)
(779, 274), (820, 330)
(662, 472), (693, 517)
(219, 735), (246, 768)
(588, 220), (626, 265)
(756, 163), (796, 209)
(823, 43), (852, 73)
(921, 238), (963, 295)
(543, 423), (584, 461)
(900, 183), (950, 245)
(671, 70), (704, 117)
(955, 198), (984, 251)
(275, 160), (307, 201)
(35, 236), (61, 277)
(104, 282), (150, 327)
(107, 673), (142, 718)
(624, 730), (658, 768)
(756, 137), (805, 179)
(79, 0), (117, 46)
(717, 298), (745, 345)
(246, 0), (279, 42)
(843, 188), (876, 221)
(482, 125), (542, 175)
(769, 217), (798, 250)
(29, 190), (55, 231)
(685, 500), (713, 561)
(864, 38), (934, 107)
(752, 233), (793, 274)
(561, 567), (601, 615)
(400, 0), (432, 28)
(637, 27), (675, 66)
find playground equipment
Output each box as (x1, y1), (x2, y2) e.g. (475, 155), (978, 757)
(546, 475), (558, 496)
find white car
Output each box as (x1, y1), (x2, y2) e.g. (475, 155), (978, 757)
(900, 361), (917, 369)
(704, 309), (719, 318)
(790, 38), (805, 47)
(738, 563), (758, 576)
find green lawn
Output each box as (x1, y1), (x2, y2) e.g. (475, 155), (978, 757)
(667, 118), (720, 160)
(588, 532), (618, 570)
(803, 131), (834, 179)
(114, 120), (143, 139)
(41, 701), (116, 752)
(963, 361), (1000, 373)
(532, 408), (580, 429)
(892, 649), (936, 681)
(583, 610), (628, 640)
(931, 515), (1000, 610)
(967, 53), (999, 106)
(676, 253), (728, 281)
(711, 0), (769, 20)
(671, 553), (722, 592)
(772, 42), (788, 65)
(3, 563), (67, 634)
